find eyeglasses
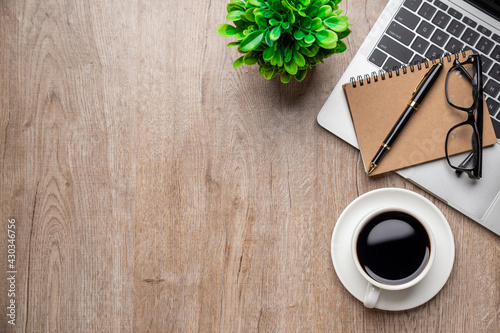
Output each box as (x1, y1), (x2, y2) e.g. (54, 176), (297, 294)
(444, 53), (483, 179)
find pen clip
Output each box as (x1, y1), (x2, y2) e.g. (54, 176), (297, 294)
(412, 63), (438, 96)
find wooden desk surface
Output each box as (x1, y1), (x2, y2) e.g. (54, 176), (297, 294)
(1, 0), (498, 331)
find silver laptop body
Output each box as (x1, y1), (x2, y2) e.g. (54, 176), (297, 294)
(317, 0), (500, 235)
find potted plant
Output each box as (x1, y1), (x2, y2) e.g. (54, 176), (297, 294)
(216, 0), (351, 83)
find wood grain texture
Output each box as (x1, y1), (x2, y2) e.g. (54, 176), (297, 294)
(1, 0), (499, 332)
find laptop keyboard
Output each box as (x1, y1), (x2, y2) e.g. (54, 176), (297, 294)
(368, 0), (500, 138)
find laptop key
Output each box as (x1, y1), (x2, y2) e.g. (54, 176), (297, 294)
(485, 79), (500, 99)
(377, 35), (414, 63)
(493, 34), (500, 43)
(418, 3), (437, 21)
(486, 98), (500, 118)
(431, 29), (449, 47)
(434, 0), (448, 11)
(482, 56), (494, 73)
(446, 19), (465, 37)
(383, 57), (403, 72)
(369, 48), (387, 67)
(432, 10), (451, 29)
(445, 37), (464, 54)
(447, 8), (463, 20)
(411, 36), (430, 55)
(478, 25), (492, 37)
(386, 22), (415, 46)
(461, 28), (480, 46)
(425, 45), (444, 60)
(416, 20), (435, 38)
(410, 54), (426, 65)
(490, 64), (500, 82)
(490, 45), (500, 62)
(462, 16), (477, 28)
(403, 0), (422, 11)
(476, 37), (494, 55)
(395, 7), (420, 30)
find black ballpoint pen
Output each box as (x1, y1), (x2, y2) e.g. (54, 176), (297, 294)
(367, 62), (444, 175)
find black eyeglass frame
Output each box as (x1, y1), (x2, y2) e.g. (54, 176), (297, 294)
(444, 53), (483, 179)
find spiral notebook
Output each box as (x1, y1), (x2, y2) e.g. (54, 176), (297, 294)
(343, 50), (497, 176)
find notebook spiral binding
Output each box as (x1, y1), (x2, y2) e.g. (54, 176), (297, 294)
(350, 50), (468, 88)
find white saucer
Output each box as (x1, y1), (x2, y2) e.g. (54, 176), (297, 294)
(331, 188), (455, 311)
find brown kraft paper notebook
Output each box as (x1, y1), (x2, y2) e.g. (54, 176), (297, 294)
(343, 50), (497, 176)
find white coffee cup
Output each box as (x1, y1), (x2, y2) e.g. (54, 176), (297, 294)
(351, 207), (436, 308)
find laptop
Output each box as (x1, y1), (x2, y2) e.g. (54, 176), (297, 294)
(317, 0), (500, 235)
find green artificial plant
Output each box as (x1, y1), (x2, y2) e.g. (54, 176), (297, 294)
(216, 0), (352, 83)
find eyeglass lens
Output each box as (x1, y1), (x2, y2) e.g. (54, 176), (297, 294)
(447, 123), (477, 169)
(446, 63), (475, 109)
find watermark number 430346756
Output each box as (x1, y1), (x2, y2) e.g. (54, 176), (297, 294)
(7, 218), (17, 326)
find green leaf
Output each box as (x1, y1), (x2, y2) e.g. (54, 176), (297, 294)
(308, 44), (320, 56)
(243, 52), (259, 65)
(245, 8), (256, 22)
(311, 17), (323, 31)
(265, 30), (275, 46)
(263, 47), (275, 61)
(264, 10), (274, 18)
(281, 22), (291, 30)
(270, 26), (281, 41)
(227, 42), (240, 47)
(227, 2), (245, 13)
(293, 50), (306, 67)
(253, 7), (263, 17)
(295, 69), (307, 82)
(263, 67), (277, 80)
(338, 28), (351, 39)
(285, 61), (298, 75)
(276, 49), (284, 67)
(285, 46), (293, 63)
(300, 17), (312, 29)
(226, 10), (245, 21)
(315, 29), (338, 49)
(288, 9), (296, 24)
(270, 55), (276, 66)
(317, 5), (333, 18)
(308, 5), (320, 17)
(280, 71), (291, 83)
(269, 18), (281, 26)
(248, 0), (266, 6)
(294, 30), (305, 40)
(255, 13), (267, 28)
(300, 46), (311, 57)
(216, 24), (240, 37)
(240, 30), (265, 51)
(233, 56), (244, 68)
(304, 34), (315, 44)
(234, 31), (246, 41)
(233, 19), (247, 29)
(324, 16), (348, 32)
(334, 40), (347, 53)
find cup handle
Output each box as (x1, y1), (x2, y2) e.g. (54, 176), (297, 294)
(363, 283), (381, 308)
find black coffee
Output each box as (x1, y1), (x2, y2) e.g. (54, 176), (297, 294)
(356, 211), (431, 285)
